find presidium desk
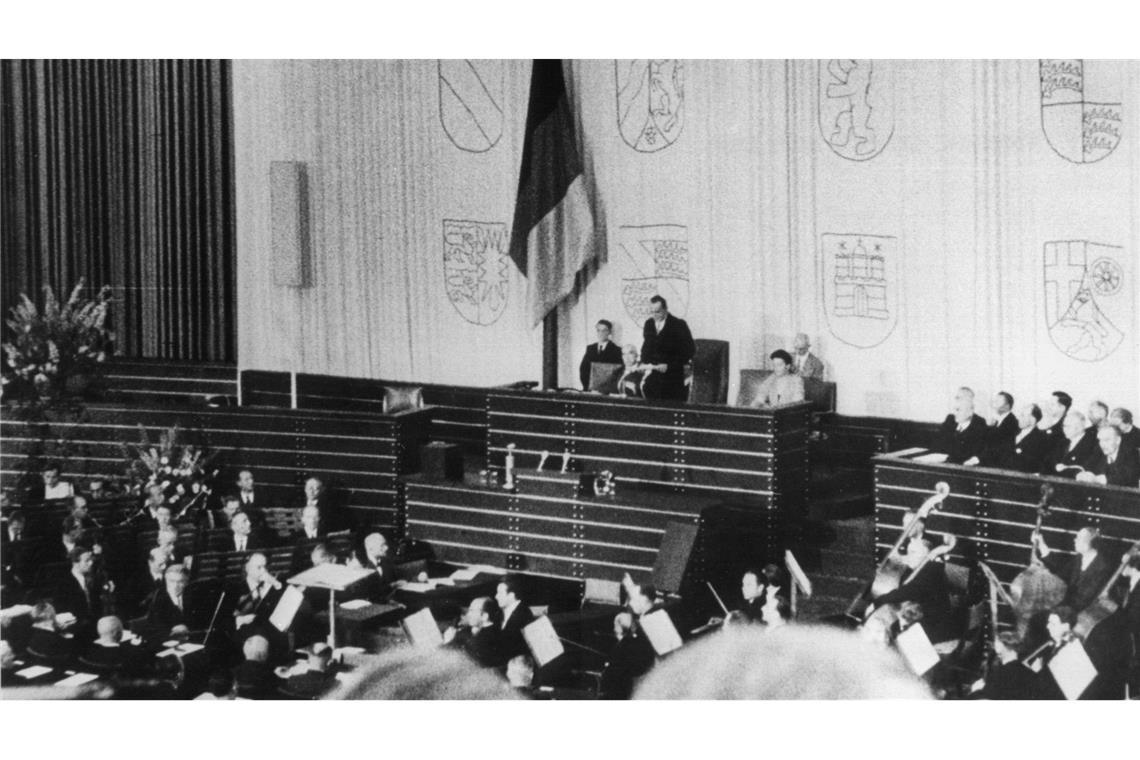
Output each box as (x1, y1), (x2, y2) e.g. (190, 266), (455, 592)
(873, 449), (1140, 604)
(405, 390), (812, 581)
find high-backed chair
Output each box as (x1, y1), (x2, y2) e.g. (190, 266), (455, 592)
(687, 339), (730, 405)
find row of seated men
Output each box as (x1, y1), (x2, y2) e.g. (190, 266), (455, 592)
(859, 508), (1140, 699)
(934, 388), (1140, 487)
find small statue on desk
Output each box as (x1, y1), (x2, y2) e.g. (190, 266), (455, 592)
(536, 451), (550, 472)
(560, 449), (571, 474)
(503, 444), (517, 491)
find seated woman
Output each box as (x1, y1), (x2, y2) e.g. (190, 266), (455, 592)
(750, 350), (805, 407)
(616, 344), (646, 398)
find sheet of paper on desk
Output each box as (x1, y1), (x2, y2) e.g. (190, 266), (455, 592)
(157, 642), (204, 657)
(339, 599), (371, 610)
(399, 581), (437, 593)
(892, 447), (929, 458)
(896, 624), (940, 676)
(17, 664), (53, 679)
(429, 577), (456, 586)
(640, 610), (683, 656)
(912, 453), (949, 464)
(55, 672), (100, 687)
(449, 568), (480, 581)
(1049, 640), (1098, 700)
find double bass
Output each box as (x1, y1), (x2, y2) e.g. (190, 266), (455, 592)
(845, 481), (951, 621)
(1009, 484), (1067, 636)
(1074, 539), (1140, 638)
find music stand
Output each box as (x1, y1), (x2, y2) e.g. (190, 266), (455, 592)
(288, 564), (373, 647)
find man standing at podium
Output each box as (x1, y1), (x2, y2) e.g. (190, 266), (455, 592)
(579, 319), (623, 390)
(640, 295), (695, 402)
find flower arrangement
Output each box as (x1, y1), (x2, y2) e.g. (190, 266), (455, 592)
(2, 279), (114, 404)
(120, 424), (220, 506)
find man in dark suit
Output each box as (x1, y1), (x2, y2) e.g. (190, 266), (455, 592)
(978, 403), (1051, 473)
(1, 510), (34, 596)
(1087, 400), (1110, 434)
(232, 634), (278, 699)
(871, 537), (957, 643)
(988, 390), (1020, 447)
(300, 476), (347, 532)
(25, 601), (76, 668)
(1080, 425), (1140, 489)
(1043, 411), (1101, 477)
(351, 532), (396, 602)
(935, 387), (988, 464)
(443, 596), (504, 669)
(639, 295), (695, 403)
(1109, 407), (1140, 459)
(1042, 390), (1073, 441)
(971, 632), (1042, 700)
(579, 319), (624, 390)
(143, 563), (202, 642)
(230, 552), (287, 659)
(52, 545), (102, 639)
(292, 505), (326, 543)
(77, 615), (154, 678)
(127, 547), (170, 618)
(235, 469), (266, 516)
(495, 575), (535, 664)
(1035, 527), (1114, 613)
(599, 611), (656, 699)
(209, 511), (270, 553)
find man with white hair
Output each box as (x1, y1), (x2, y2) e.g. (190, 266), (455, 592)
(351, 532), (396, 601)
(78, 615), (153, 676)
(1079, 424), (1140, 488)
(144, 564), (197, 640)
(790, 333), (824, 380)
(294, 504), (324, 542)
(233, 634), (277, 699)
(1042, 410), (1100, 477)
(935, 387), (987, 464)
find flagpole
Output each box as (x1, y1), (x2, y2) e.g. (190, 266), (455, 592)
(542, 310), (558, 389)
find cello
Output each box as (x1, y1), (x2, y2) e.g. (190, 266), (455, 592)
(1009, 484), (1067, 636)
(845, 481), (951, 620)
(1074, 539), (1140, 638)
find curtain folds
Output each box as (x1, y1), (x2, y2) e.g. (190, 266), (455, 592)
(0, 59), (236, 362)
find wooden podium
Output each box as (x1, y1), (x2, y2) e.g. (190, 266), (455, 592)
(288, 564), (373, 647)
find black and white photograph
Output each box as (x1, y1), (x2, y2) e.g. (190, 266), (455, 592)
(1, 8), (1138, 745)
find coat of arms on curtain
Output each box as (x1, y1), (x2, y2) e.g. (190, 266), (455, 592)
(818, 59), (894, 161)
(1040, 60), (1121, 164)
(1043, 240), (1127, 362)
(615, 60), (685, 153)
(618, 224), (689, 326)
(439, 60), (504, 153)
(820, 233), (899, 348)
(443, 219), (510, 325)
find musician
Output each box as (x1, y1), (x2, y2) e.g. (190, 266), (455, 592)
(442, 596), (504, 669)
(77, 615), (153, 677)
(143, 564), (199, 641)
(232, 634), (278, 699)
(1121, 556), (1140, 685)
(128, 547), (170, 617)
(230, 552), (286, 659)
(899, 508), (945, 552)
(935, 387), (987, 464)
(301, 476), (347, 531)
(1078, 424), (1140, 488)
(639, 295), (695, 402)
(1039, 605), (1129, 700)
(790, 332), (824, 380)
(52, 546), (103, 639)
(350, 532), (396, 602)
(62, 495), (100, 536)
(495, 576), (535, 663)
(599, 611), (655, 699)
(1109, 407), (1140, 457)
(1042, 411), (1100, 477)
(871, 537), (955, 643)
(750, 350), (805, 407)
(25, 601), (75, 667)
(1, 509), (33, 594)
(735, 569), (767, 623)
(579, 319), (623, 390)
(970, 631), (1041, 700)
(1042, 391), (1071, 438)
(761, 594), (791, 628)
(1034, 527), (1113, 613)
(974, 403), (1050, 473)
(279, 642), (340, 699)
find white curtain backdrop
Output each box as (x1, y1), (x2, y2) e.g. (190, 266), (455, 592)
(233, 60), (1139, 421)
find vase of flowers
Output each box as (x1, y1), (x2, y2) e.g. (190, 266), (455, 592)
(2, 279), (114, 406)
(120, 424), (220, 510)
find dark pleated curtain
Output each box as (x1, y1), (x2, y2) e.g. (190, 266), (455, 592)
(0, 59), (235, 362)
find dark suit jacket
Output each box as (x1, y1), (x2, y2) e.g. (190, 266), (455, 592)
(451, 625), (505, 669)
(1, 532), (35, 590)
(77, 642), (155, 678)
(25, 627), (76, 668)
(1042, 551), (1114, 612)
(354, 554), (397, 602)
(279, 667), (339, 699)
(208, 530), (271, 554)
(976, 660), (1043, 700)
(1122, 581), (1140, 657)
(52, 572), (102, 636)
(579, 341), (624, 389)
(143, 589), (204, 640)
(1091, 445), (1140, 488)
(936, 414), (988, 464)
(873, 561), (956, 643)
(1043, 430), (1101, 476)
(986, 428), (1051, 473)
(599, 633), (656, 700)
(1120, 428), (1140, 460)
(233, 660), (279, 700)
(498, 603), (536, 663)
(640, 314), (695, 402)
(993, 412), (1020, 442)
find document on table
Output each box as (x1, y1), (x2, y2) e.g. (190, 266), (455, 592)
(912, 453), (949, 464)
(55, 672), (100, 687)
(399, 581), (437, 593)
(339, 598), (371, 610)
(16, 664), (53, 679)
